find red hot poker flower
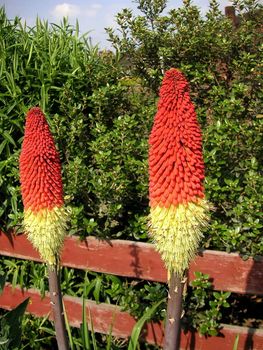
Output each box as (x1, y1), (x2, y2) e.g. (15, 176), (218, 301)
(19, 107), (67, 266)
(149, 69), (209, 276)
(149, 68), (205, 208)
(20, 107), (64, 211)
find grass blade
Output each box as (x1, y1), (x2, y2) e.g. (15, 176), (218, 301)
(26, 41), (34, 67)
(88, 310), (98, 350)
(93, 276), (102, 303)
(3, 130), (16, 147)
(63, 302), (74, 350)
(106, 313), (115, 350)
(128, 298), (165, 350)
(0, 272), (7, 294)
(0, 140), (7, 155)
(81, 292), (91, 349)
(232, 334), (240, 350)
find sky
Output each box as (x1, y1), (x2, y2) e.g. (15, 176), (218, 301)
(0, 0), (232, 48)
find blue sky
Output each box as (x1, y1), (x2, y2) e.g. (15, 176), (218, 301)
(0, 0), (232, 47)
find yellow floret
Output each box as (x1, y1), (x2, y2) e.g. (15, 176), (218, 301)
(149, 200), (209, 277)
(24, 206), (68, 266)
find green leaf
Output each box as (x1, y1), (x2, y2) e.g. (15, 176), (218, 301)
(209, 328), (218, 336)
(233, 335), (240, 350)
(128, 298), (165, 350)
(0, 140), (7, 155)
(26, 41), (34, 67)
(106, 320), (113, 350)
(223, 292), (231, 299)
(63, 302), (74, 350)
(12, 268), (18, 290)
(0, 273), (7, 294)
(3, 130), (16, 147)
(80, 290), (91, 350)
(93, 277), (102, 303)
(1, 298), (30, 348)
(89, 311), (98, 350)
(213, 292), (221, 299)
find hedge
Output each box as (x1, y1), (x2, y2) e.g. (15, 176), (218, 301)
(0, 0), (262, 347)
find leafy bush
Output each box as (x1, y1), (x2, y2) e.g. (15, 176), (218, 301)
(0, 0), (262, 346)
(185, 272), (231, 336)
(0, 283), (29, 350)
(1, 1), (262, 252)
(0, 7), (155, 239)
(107, 0), (263, 255)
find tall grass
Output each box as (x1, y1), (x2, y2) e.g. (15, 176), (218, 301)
(0, 6), (100, 230)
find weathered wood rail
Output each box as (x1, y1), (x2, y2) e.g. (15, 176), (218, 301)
(0, 231), (263, 349)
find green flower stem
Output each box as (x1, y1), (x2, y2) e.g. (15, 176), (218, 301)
(47, 264), (69, 350)
(164, 272), (186, 350)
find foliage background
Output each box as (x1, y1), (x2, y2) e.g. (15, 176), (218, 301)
(0, 0), (262, 348)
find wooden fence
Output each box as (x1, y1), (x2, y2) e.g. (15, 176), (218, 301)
(0, 231), (263, 349)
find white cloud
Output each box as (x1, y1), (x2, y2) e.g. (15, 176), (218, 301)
(91, 4), (102, 10)
(85, 3), (102, 17)
(49, 2), (136, 47)
(52, 3), (102, 19)
(52, 3), (80, 18)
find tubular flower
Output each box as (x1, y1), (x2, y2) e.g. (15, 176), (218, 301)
(149, 68), (209, 277)
(19, 107), (67, 266)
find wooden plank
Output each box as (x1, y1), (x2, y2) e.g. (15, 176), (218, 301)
(0, 232), (263, 294)
(188, 250), (263, 295)
(181, 324), (263, 350)
(0, 284), (263, 350)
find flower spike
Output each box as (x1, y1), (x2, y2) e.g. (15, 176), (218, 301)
(149, 68), (209, 277)
(19, 107), (68, 266)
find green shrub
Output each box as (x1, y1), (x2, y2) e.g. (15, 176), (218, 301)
(0, 8), (155, 239)
(107, 0), (263, 255)
(1, 1), (261, 253)
(0, 294), (29, 350)
(0, 0), (262, 346)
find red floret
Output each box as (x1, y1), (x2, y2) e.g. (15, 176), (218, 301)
(19, 107), (64, 212)
(149, 68), (205, 207)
